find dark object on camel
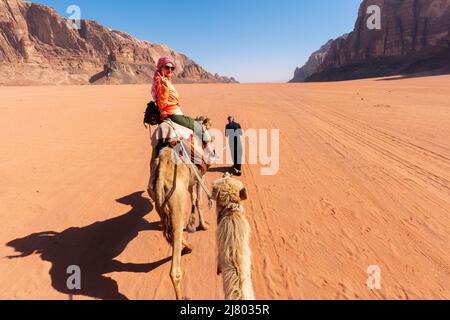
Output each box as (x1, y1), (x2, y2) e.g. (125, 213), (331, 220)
(144, 101), (162, 126)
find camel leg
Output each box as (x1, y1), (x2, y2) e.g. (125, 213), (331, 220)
(196, 180), (209, 231)
(170, 229), (183, 300)
(169, 201), (185, 300)
(186, 185), (196, 233)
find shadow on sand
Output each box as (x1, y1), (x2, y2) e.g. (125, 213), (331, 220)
(6, 191), (170, 300)
(375, 70), (450, 81)
(209, 166), (234, 174)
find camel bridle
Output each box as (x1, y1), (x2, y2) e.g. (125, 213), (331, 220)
(163, 121), (214, 209)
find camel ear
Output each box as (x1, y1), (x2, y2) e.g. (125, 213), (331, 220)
(239, 187), (248, 201)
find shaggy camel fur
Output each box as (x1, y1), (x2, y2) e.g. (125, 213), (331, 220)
(212, 173), (255, 300)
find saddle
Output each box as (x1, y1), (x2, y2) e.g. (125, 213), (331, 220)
(151, 120), (210, 174)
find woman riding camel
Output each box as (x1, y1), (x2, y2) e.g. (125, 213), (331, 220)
(147, 56), (216, 204)
(152, 56), (211, 144)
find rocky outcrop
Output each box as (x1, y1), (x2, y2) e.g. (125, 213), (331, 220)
(0, 0), (238, 85)
(214, 73), (238, 83)
(290, 36), (348, 83)
(291, 0), (450, 82)
(290, 40), (335, 83)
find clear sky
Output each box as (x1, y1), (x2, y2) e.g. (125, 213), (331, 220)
(32, 0), (362, 83)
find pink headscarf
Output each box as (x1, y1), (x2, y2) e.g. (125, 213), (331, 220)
(152, 56), (175, 100)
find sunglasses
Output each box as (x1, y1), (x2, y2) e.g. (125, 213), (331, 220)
(164, 65), (175, 71)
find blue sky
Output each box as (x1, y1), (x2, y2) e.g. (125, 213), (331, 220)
(32, 0), (361, 83)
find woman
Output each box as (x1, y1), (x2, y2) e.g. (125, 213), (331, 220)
(152, 56), (210, 144)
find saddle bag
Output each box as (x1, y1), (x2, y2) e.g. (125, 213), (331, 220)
(144, 101), (162, 126)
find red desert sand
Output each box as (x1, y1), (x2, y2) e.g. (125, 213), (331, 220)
(1, 75), (450, 300)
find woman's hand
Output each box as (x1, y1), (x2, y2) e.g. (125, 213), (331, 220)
(160, 76), (169, 87)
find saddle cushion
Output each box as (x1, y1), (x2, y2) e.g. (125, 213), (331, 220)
(151, 120), (208, 168)
(153, 120), (194, 143)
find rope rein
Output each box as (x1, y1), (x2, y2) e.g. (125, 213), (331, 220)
(167, 120), (214, 209)
(159, 159), (178, 214)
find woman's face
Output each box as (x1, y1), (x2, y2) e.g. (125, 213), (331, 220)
(161, 63), (175, 77)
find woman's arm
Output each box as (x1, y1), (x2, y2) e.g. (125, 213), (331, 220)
(155, 76), (169, 110)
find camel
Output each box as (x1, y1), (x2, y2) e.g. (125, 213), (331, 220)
(147, 119), (213, 299)
(148, 118), (212, 231)
(212, 173), (255, 300)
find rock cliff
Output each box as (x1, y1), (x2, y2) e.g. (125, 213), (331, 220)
(291, 0), (450, 82)
(0, 0), (238, 85)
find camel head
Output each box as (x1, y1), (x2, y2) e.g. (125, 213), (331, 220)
(195, 115), (213, 130)
(195, 115), (216, 166)
(212, 173), (248, 208)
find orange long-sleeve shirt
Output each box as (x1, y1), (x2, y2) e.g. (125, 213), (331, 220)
(154, 74), (183, 117)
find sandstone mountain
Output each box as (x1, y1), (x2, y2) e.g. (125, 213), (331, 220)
(290, 36), (348, 83)
(0, 0), (238, 85)
(291, 0), (450, 82)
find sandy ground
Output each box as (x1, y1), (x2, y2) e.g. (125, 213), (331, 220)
(1, 75), (450, 300)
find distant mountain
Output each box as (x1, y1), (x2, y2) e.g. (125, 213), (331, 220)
(289, 36), (348, 83)
(0, 0), (238, 85)
(290, 0), (450, 82)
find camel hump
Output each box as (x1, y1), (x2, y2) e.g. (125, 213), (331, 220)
(151, 120), (209, 167)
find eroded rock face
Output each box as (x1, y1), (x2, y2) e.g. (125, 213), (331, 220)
(290, 36), (348, 83)
(291, 0), (450, 82)
(0, 0), (238, 85)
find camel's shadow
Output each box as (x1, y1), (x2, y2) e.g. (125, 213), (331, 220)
(6, 191), (171, 300)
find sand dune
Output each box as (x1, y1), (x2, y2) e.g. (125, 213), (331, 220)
(1, 75), (450, 300)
